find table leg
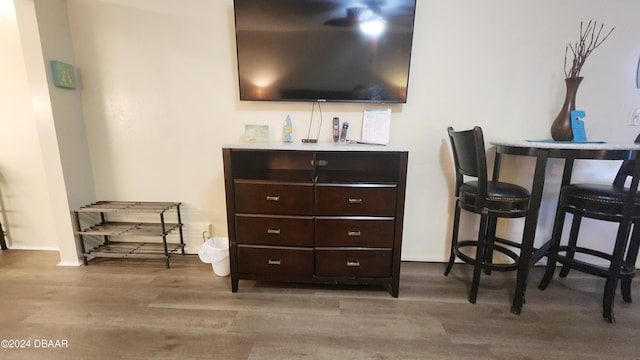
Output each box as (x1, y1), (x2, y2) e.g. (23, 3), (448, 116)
(511, 149), (549, 315)
(531, 157), (575, 267)
(492, 153), (502, 181)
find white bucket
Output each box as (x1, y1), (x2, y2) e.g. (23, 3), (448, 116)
(198, 237), (230, 277)
(212, 257), (230, 277)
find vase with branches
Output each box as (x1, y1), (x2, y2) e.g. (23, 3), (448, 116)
(551, 20), (615, 141)
(564, 20), (615, 78)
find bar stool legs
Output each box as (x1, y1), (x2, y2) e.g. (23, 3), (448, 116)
(539, 193), (639, 323)
(621, 224), (640, 303)
(444, 200), (461, 277)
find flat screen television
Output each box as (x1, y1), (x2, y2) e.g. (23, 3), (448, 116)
(233, 0), (417, 103)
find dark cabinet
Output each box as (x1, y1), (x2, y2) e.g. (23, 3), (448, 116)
(223, 145), (408, 296)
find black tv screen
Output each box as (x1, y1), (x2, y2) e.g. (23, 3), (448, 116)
(233, 0), (417, 103)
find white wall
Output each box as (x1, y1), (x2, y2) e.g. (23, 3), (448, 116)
(33, 0), (95, 211)
(0, 0), (61, 252)
(31, 0), (95, 264)
(4, 0), (640, 262)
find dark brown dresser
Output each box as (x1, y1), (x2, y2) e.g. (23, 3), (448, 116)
(222, 143), (408, 296)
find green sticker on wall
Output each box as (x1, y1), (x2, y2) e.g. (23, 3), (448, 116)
(51, 60), (76, 89)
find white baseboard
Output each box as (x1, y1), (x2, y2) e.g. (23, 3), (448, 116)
(6, 245), (59, 251)
(57, 260), (83, 266)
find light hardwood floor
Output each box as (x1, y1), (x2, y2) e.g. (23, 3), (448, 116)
(0, 250), (638, 359)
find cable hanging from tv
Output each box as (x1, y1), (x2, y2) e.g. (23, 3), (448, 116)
(302, 101), (323, 143)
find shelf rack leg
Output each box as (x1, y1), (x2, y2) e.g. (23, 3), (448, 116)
(160, 212), (170, 268)
(0, 221), (6, 250)
(74, 211), (88, 265)
(100, 212), (110, 246)
(176, 204), (185, 255)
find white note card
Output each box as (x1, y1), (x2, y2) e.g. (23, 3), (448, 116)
(361, 108), (391, 145)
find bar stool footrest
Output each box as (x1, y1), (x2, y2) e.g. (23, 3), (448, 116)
(556, 246), (637, 278)
(454, 239), (520, 272)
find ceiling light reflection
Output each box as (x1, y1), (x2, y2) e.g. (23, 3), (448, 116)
(360, 19), (385, 37)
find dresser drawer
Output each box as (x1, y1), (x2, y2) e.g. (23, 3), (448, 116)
(315, 184), (397, 216)
(237, 245), (313, 277)
(236, 214), (313, 246)
(235, 181), (313, 215)
(315, 217), (395, 247)
(315, 249), (392, 277)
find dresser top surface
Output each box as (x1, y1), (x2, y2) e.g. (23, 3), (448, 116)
(222, 142), (408, 152)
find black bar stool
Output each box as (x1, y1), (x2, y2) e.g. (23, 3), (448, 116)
(444, 126), (530, 303)
(538, 138), (640, 322)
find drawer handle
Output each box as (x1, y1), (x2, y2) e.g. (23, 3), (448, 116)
(266, 195), (280, 202)
(267, 228), (281, 235)
(348, 198), (363, 204)
(268, 259), (282, 265)
(346, 260), (361, 267)
(347, 230), (362, 237)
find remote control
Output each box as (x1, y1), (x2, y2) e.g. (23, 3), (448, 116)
(339, 122), (349, 142)
(333, 117), (340, 143)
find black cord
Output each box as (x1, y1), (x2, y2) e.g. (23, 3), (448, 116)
(315, 101), (323, 141)
(305, 102), (315, 140)
(304, 101), (324, 142)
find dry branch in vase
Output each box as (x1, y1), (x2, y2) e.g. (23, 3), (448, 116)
(564, 20), (615, 78)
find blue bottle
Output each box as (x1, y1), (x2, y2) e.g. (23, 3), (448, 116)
(283, 114), (293, 142)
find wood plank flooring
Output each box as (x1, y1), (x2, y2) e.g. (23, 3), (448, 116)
(0, 250), (638, 359)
